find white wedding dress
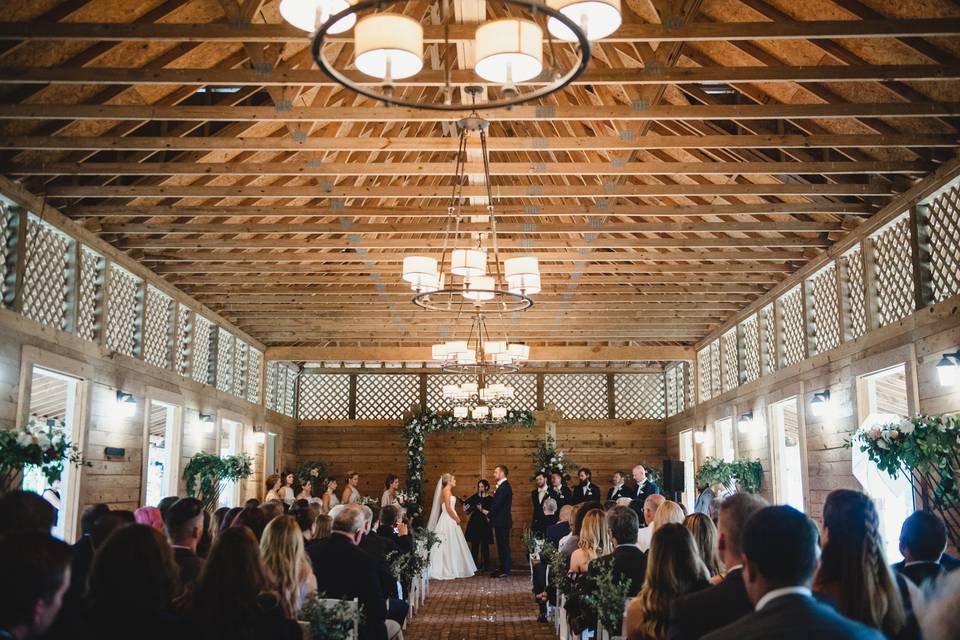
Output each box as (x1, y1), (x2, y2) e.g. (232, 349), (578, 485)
(428, 493), (477, 580)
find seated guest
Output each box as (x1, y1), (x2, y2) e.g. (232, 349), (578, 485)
(668, 493), (769, 640)
(70, 503), (110, 593)
(0, 490), (55, 535)
(547, 505), (573, 547)
(244, 498), (261, 509)
(308, 504), (399, 640)
(221, 506), (242, 531)
(893, 511), (950, 588)
(165, 497), (206, 591)
(572, 468), (601, 505)
(231, 506), (270, 540)
(684, 513), (724, 579)
(157, 496), (180, 521)
(626, 523), (711, 639)
(260, 500), (284, 523)
(560, 503), (598, 560)
(197, 510), (212, 558)
(918, 570), (960, 640)
(212, 507), (230, 539)
(542, 497), (560, 531)
(0, 532), (71, 640)
(357, 506), (408, 625)
(260, 515), (318, 618)
(702, 505), (884, 640)
(377, 505), (412, 554)
(135, 506), (165, 530)
(291, 501), (320, 544)
(570, 509), (612, 575)
(549, 471), (573, 508)
(631, 465), (660, 503)
(589, 506), (646, 597)
(90, 512), (133, 548)
(654, 501), (685, 528)
(608, 471), (630, 501)
(84, 524), (185, 639)
(531, 472), (550, 534)
(637, 495), (666, 552)
(813, 490), (906, 639)
(314, 514), (333, 540)
(181, 526), (300, 640)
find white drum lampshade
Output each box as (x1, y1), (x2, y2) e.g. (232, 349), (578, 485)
(508, 343), (530, 360)
(505, 255), (539, 279)
(354, 14), (424, 80)
(432, 343), (450, 361)
(454, 406), (469, 419)
(546, 0), (622, 41)
(279, 0), (356, 34)
(402, 255), (438, 292)
(474, 19), (544, 84)
(507, 273), (541, 295)
(492, 406), (507, 420)
(442, 384), (460, 398)
(451, 248), (486, 277)
(463, 276), (496, 301)
(472, 406), (490, 419)
(484, 341), (507, 355)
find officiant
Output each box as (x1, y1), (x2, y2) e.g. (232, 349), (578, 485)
(463, 479), (492, 571)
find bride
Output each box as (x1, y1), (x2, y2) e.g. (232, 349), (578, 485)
(427, 473), (477, 580)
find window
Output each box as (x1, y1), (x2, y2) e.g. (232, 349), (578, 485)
(715, 417), (735, 462)
(769, 397), (806, 512)
(264, 432), (278, 483)
(218, 418), (243, 507)
(856, 364), (914, 562)
(679, 430), (696, 510)
(144, 400), (181, 507)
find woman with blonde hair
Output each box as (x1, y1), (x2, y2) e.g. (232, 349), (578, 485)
(569, 508), (613, 574)
(259, 515), (317, 619)
(626, 523), (711, 639)
(652, 500), (685, 532)
(683, 512), (724, 580)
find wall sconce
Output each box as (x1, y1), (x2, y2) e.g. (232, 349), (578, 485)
(198, 413), (215, 435)
(936, 352), (960, 387)
(693, 429), (706, 444)
(253, 426), (266, 444)
(810, 390), (831, 418)
(738, 411), (755, 434)
(115, 390), (136, 418)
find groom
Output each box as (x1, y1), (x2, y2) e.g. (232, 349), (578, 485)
(484, 464), (513, 578)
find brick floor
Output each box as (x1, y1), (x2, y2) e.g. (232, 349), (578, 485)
(404, 575), (557, 640)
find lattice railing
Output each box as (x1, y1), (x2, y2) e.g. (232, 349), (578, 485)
(215, 327), (234, 394)
(233, 340), (248, 399)
(697, 347), (712, 404)
(298, 373), (350, 419)
(356, 374), (419, 420)
(740, 315), (760, 383)
(544, 373), (607, 419)
(841, 248), (868, 340)
(872, 215), (915, 327)
(778, 286), (805, 368)
(614, 373), (665, 420)
(105, 264), (141, 358)
(76, 247), (103, 342)
(721, 329), (738, 392)
(246, 348), (263, 405)
(142, 286), (173, 369)
(808, 264), (841, 355)
(21, 215), (71, 331)
(175, 306), (192, 377)
(191, 315), (213, 384)
(928, 184), (960, 302)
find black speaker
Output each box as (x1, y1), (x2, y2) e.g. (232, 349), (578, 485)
(662, 459), (685, 497)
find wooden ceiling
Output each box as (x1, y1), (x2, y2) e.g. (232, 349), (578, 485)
(1, 0), (958, 350)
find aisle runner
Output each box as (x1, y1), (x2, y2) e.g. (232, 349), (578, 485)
(405, 575), (556, 640)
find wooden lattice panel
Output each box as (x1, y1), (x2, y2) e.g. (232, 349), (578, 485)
(426, 373), (474, 413)
(191, 315), (213, 384)
(76, 247), (103, 342)
(929, 184), (960, 302)
(233, 340), (248, 398)
(215, 327), (234, 394)
(778, 286), (806, 368)
(872, 215), (915, 327)
(298, 373), (350, 419)
(841, 248), (868, 340)
(681, 361), (692, 409)
(21, 215), (71, 331)
(697, 347), (712, 404)
(665, 366), (680, 417)
(283, 366), (297, 417)
(175, 306), (192, 377)
(760, 304), (777, 373)
(544, 373), (608, 419)
(356, 374), (419, 420)
(614, 373), (665, 420)
(246, 348), (262, 405)
(709, 340), (721, 398)
(142, 285), (173, 369)
(721, 329), (738, 392)
(488, 373), (537, 411)
(265, 360), (278, 410)
(809, 264), (841, 355)
(105, 264), (141, 358)
(740, 315), (760, 383)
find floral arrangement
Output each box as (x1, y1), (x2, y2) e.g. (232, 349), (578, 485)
(0, 418), (89, 494)
(637, 461), (663, 487)
(183, 451), (254, 511)
(298, 591), (364, 640)
(296, 460), (327, 487)
(394, 489), (417, 508)
(414, 526), (441, 562)
(582, 557), (633, 636)
(848, 414), (959, 546)
(696, 456), (763, 494)
(387, 548), (424, 585)
(523, 528), (545, 558)
(403, 409), (535, 521)
(531, 435), (577, 482)
(356, 495), (379, 507)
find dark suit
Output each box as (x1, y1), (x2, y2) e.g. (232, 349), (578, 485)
(308, 533), (389, 640)
(607, 484), (630, 501)
(546, 520), (570, 548)
(172, 546), (205, 590)
(632, 480), (660, 503)
(892, 560), (947, 588)
(702, 593), (885, 640)
(669, 568), (752, 640)
(531, 487), (550, 534)
(489, 479), (513, 575)
(572, 481), (600, 505)
(378, 528), (413, 555)
(588, 545), (647, 597)
(548, 484), (572, 508)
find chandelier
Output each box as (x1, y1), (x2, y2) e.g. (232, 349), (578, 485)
(400, 107), (541, 313)
(285, 0), (616, 110)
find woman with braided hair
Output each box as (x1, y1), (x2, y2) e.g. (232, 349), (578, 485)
(814, 489), (913, 639)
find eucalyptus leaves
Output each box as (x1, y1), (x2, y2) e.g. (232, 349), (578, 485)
(695, 456), (763, 494)
(298, 592), (364, 640)
(183, 451), (254, 511)
(531, 435), (576, 482)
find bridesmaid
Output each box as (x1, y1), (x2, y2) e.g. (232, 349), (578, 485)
(321, 477), (340, 514)
(463, 479), (493, 571)
(341, 471), (361, 505)
(279, 471), (298, 508)
(265, 474), (282, 502)
(297, 478), (321, 505)
(381, 474), (400, 507)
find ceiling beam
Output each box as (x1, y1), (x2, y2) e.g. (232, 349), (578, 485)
(153, 261), (795, 274)
(264, 345), (695, 362)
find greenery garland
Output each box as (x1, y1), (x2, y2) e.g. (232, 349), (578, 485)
(582, 557), (633, 636)
(183, 451), (254, 511)
(696, 456), (763, 494)
(403, 409), (535, 521)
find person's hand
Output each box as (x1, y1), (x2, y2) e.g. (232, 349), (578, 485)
(398, 522), (409, 536)
(455, 516), (461, 524)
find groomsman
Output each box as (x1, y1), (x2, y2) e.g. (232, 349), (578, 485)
(631, 465), (660, 503)
(607, 471), (630, 501)
(548, 472), (572, 508)
(530, 472), (550, 534)
(571, 467), (601, 505)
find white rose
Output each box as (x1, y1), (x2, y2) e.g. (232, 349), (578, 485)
(899, 419), (915, 434)
(35, 433), (51, 451)
(881, 429), (891, 440)
(877, 439), (889, 450)
(16, 432), (32, 447)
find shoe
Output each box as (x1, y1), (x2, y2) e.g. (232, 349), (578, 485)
(537, 614), (549, 623)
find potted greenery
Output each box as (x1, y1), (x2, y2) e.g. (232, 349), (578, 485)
(0, 418), (88, 494)
(183, 451), (253, 511)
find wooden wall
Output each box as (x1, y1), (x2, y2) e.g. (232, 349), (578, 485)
(0, 309), (296, 539)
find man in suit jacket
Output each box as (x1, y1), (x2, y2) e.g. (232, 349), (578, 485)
(377, 505), (412, 554)
(546, 505), (572, 548)
(703, 506), (883, 640)
(308, 505), (395, 640)
(357, 505), (408, 627)
(631, 465), (660, 504)
(607, 471), (630, 502)
(589, 506), (646, 597)
(669, 493), (769, 640)
(164, 498), (206, 591)
(530, 472), (550, 534)
(484, 464), (513, 577)
(892, 510), (951, 588)
(572, 468), (601, 505)
(548, 472), (572, 508)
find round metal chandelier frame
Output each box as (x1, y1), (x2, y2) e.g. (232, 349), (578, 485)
(310, 0), (592, 111)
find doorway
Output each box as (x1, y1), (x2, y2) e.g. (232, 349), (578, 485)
(218, 417), (243, 507)
(679, 430), (696, 509)
(769, 397), (806, 512)
(144, 399), (182, 507)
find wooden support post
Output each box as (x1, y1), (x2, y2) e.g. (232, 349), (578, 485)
(606, 373), (616, 419)
(833, 257), (847, 345)
(861, 236), (880, 331)
(418, 373), (427, 412)
(909, 204), (934, 310)
(536, 374), (545, 411)
(348, 374), (358, 419)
